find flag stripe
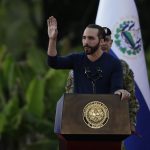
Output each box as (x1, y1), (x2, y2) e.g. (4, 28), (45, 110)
(109, 50), (150, 150)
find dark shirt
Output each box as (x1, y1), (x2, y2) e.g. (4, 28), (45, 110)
(48, 52), (123, 94)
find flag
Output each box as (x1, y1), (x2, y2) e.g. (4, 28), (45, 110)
(96, 0), (150, 150)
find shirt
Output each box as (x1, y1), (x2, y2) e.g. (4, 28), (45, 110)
(48, 52), (123, 94)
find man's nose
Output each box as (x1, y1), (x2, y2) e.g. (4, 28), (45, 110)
(84, 38), (90, 45)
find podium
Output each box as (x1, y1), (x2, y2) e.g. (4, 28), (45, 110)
(54, 94), (131, 150)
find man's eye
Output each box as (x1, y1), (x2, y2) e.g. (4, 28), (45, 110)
(105, 38), (110, 41)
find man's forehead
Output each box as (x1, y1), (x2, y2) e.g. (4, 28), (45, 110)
(105, 35), (112, 40)
(83, 27), (98, 36)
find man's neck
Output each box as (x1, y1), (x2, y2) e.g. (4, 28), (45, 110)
(87, 49), (103, 62)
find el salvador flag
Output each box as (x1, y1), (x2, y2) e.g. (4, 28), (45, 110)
(95, 0), (150, 149)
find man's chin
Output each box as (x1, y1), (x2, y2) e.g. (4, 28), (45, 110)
(85, 49), (92, 55)
(101, 46), (108, 51)
(102, 49), (109, 53)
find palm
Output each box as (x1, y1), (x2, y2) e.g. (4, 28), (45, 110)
(47, 16), (58, 39)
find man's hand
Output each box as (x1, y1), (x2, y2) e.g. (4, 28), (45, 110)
(114, 89), (131, 101)
(47, 16), (58, 40)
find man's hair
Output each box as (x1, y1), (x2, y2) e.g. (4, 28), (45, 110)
(103, 27), (111, 36)
(86, 24), (105, 39)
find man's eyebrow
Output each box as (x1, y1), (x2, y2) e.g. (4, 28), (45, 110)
(82, 35), (95, 38)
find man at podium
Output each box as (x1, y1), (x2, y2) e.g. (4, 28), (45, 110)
(64, 27), (139, 150)
(47, 16), (130, 101)
(65, 27), (139, 132)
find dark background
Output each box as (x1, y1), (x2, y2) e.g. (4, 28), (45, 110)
(38, 0), (150, 51)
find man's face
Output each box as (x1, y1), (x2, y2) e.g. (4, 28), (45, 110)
(82, 27), (101, 55)
(101, 35), (113, 53)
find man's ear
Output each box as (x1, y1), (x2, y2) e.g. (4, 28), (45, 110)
(99, 38), (104, 47)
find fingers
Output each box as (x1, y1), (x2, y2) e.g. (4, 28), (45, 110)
(47, 16), (57, 27)
(114, 90), (122, 96)
(121, 91), (130, 101)
(114, 89), (130, 101)
(47, 16), (58, 39)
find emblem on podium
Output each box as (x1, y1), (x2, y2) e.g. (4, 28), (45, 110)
(83, 101), (109, 129)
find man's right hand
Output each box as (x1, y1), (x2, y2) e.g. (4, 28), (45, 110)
(47, 16), (58, 40)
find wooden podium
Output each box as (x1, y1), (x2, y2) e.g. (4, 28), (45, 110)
(54, 94), (131, 150)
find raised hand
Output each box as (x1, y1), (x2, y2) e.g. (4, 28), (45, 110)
(47, 16), (58, 40)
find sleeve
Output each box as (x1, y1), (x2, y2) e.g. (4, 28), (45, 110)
(47, 54), (74, 69)
(65, 70), (74, 93)
(110, 59), (123, 93)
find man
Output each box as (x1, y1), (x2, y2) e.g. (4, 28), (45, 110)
(47, 16), (130, 100)
(65, 26), (140, 150)
(66, 26), (139, 128)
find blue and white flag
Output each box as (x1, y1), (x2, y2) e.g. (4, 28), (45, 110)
(96, 0), (150, 149)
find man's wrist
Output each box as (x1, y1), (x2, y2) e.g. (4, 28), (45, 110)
(49, 37), (57, 41)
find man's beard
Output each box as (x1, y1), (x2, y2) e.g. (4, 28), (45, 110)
(84, 43), (100, 55)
